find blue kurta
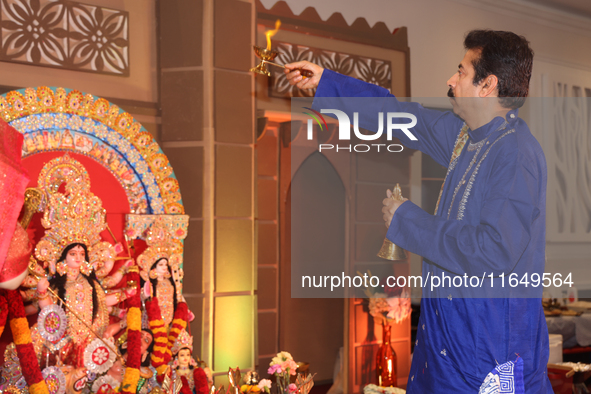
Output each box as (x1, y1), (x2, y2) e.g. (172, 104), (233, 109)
(314, 70), (552, 393)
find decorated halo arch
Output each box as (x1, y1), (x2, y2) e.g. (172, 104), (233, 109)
(0, 86), (183, 215)
(1, 86), (189, 270)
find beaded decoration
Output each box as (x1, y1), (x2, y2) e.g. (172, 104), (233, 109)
(171, 329), (193, 355)
(34, 155), (108, 267)
(0, 86), (185, 215)
(128, 214), (188, 298)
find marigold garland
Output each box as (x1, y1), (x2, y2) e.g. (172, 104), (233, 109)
(10, 317), (30, 344)
(127, 307), (142, 331)
(0, 294), (7, 338)
(145, 298), (170, 372)
(120, 270), (141, 394)
(120, 367), (141, 393)
(5, 289), (49, 394)
(165, 302), (188, 360)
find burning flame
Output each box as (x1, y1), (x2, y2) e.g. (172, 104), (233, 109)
(265, 19), (281, 50)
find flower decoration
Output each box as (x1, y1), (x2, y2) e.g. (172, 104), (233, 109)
(258, 379), (272, 394)
(91, 375), (120, 394)
(361, 273), (411, 325)
(268, 351), (299, 394)
(83, 338), (117, 374)
(37, 305), (67, 342)
(41, 367), (66, 394)
(120, 269), (142, 394)
(4, 289), (49, 394)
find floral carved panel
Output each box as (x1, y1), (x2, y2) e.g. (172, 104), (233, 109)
(546, 82), (591, 241)
(270, 41), (392, 98)
(0, 0), (129, 75)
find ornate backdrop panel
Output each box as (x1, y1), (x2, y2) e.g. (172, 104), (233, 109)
(543, 79), (591, 242)
(0, 0), (129, 75)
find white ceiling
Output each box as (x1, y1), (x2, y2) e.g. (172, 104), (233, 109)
(522, 0), (591, 18)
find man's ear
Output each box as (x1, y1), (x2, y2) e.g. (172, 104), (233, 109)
(479, 75), (499, 97)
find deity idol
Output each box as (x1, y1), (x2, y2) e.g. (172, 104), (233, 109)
(137, 218), (186, 329)
(171, 330), (209, 394)
(146, 258), (177, 326)
(31, 155), (133, 367)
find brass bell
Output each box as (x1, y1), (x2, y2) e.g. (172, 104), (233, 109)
(377, 183), (407, 261)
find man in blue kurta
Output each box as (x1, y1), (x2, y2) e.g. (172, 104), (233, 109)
(285, 30), (551, 393)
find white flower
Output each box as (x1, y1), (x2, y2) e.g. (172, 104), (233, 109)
(93, 347), (109, 364)
(271, 351), (294, 365)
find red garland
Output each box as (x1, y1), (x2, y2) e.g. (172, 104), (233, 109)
(126, 271), (141, 309)
(145, 298), (169, 367)
(166, 302), (188, 357)
(5, 289), (46, 388)
(180, 376), (193, 394)
(194, 367), (209, 394)
(0, 294), (7, 336)
(126, 330), (141, 367)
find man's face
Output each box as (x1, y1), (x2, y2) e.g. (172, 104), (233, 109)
(446, 49), (486, 118)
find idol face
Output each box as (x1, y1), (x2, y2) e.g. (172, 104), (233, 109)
(65, 245), (86, 269)
(178, 348), (191, 368)
(155, 259), (168, 276)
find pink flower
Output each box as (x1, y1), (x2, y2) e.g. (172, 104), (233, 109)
(281, 360), (298, 375)
(268, 364), (283, 375)
(258, 379), (272, 393)
(288, 384), (298, 394)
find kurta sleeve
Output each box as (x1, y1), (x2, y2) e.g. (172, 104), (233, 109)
(387, 144), (541, 277)
(313, 69), (464, 167)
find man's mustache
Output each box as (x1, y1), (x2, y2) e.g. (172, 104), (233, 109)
(447, 88), (454, 98)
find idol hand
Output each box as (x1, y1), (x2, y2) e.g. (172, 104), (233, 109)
(284, 61), (324, 90)
(37, 277), (49, 294)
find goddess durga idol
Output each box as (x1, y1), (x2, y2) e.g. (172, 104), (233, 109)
(21, 155), (135, 367)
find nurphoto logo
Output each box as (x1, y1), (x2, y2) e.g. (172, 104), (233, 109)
(304, 107), (417, 153)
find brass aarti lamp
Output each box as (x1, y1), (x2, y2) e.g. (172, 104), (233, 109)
(377, 183), (407, 261)
(250, 19), (313, 78)
(250, 46), (280, 77)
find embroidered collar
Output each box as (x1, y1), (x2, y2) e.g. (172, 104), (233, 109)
(468, 107), (518, 143)
(469, 116), (506, 143)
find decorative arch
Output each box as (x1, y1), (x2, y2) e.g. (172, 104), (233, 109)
(0, 86), (183, 215)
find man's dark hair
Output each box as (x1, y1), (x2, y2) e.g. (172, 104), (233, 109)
(464, 30), (533, 109)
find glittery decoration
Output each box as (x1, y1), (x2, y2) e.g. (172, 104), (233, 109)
(64, 274), (109, 347)
(457, 129), (515, 221)
(91, 375), (120, 393)
(34, 155), (108, 267)
(83, 338), (117, 374)
(37, 305), (67, 342)
(125, 214), (188, 241)
(171, 329), (193, 355)
(2, 386), (23, 394)
(41, 367), (66, 394)
(157, 279), (175, 327)
(0, 344), (24, 392)
(1, 86), (185, 215)
(42, 336), (71, 353)
(129, 215), (188, 299)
